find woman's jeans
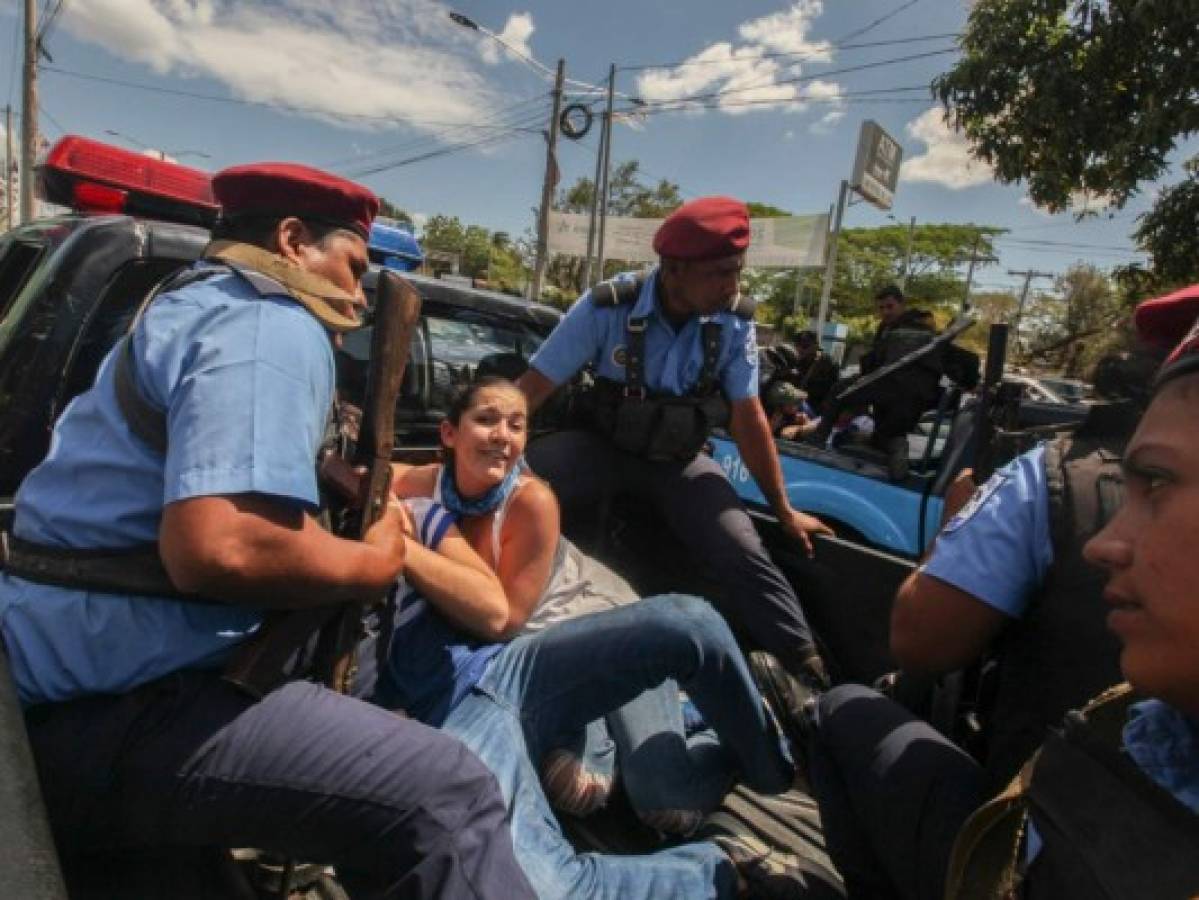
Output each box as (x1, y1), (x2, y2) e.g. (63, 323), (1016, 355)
(563, 683), (733, 819)
(441, 593), (794, 900)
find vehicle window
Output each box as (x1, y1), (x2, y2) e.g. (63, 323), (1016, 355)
(426, 313), (543, 410)
(0, 239), (46, 325)
(55, 258), (191, 420)
(336, 310), (544, 428)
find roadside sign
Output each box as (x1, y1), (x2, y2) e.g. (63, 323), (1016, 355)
(547, 210), (829, 268)
(850, 120), (902, 211)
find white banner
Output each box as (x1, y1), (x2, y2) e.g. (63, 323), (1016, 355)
(547, 211), (830, 269)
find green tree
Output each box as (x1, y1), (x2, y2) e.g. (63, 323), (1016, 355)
(748, 223), (1004, 336)
(933, 0), (1199, 284)
(545, 160), (685, 298)
(377, 197), (413, 229)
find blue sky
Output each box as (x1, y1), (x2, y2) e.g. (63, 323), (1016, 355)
(1, 0), (1188, 296)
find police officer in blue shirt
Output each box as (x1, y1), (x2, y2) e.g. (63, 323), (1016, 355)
(0, 163), (532, 898)
(804, 298), (1199, 900)
(517, 196), (833, 707)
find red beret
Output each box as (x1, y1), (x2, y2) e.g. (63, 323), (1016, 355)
(1134, 283), (1199, 349)
(1133, 284), (1199, 388)
(653, 196), (751, 261)
(212, 162), (378, 241)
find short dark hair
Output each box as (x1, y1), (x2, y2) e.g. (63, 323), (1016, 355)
(794, 330), (817, 346)
(875, 284), (904, 303)
(209, 214), (349, 249)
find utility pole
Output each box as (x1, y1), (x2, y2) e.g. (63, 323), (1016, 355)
(898, 214), (916, 291)
(581, 64), (615, 290)
(815, 180), (849, 347)
(594, 65), (618, 285)
(20, 0), (38, 225)
(4, 105), (13, 232)
(531, 59), (565, 301)
(960, 232), (998, 312)
(1007, 268), (1055, 356)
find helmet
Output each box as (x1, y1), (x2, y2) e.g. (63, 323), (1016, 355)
(765, 381), (805, 411)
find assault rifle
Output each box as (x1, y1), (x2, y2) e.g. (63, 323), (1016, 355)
(223, 271), (422, 697)
(833, 314), (977, 403)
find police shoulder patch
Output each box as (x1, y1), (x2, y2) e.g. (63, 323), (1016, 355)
(942, 471), (1008, 534)
(612, 344), (628, 367)
(744, 321), (759, 366)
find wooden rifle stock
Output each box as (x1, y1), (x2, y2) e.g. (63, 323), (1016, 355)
(222, 271), (422, 697)
(327, 272), (421, 693)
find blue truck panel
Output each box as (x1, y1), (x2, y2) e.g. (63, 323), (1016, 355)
(709, 435), (943, 557)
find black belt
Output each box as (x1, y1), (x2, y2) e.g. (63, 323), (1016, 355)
(0, 532), (195, 600)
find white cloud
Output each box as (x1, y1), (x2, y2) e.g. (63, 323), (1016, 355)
(900, 107), (994, 189)
(634, 1), (835, 119)
(738, 0), (830, 58)
(479, 12), (535, 66)
(59, 0), (501, 136)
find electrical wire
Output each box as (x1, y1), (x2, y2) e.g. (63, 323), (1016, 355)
(833, 0), (923, 46)
(344, 128), (538, 177)
(632, 47), (956, 109)
(619, 32), (959, 72)
(625, 86), (931, 116)
(39, 101), (66, 136)
(330, 110), (548, 176)
(994, 236), (1144, 252)
(36, 0), (67, 45)
(40, 64), (539, 130)
(317, 94), (551, 168)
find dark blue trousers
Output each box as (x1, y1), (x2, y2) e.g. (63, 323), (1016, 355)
(527, 429), (817, 677)
(24, 665), (534, 899)
(808, 685), (986, 900)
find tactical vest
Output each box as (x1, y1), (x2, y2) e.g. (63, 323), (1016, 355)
(0, 260), (344, 601)
(583, 274), (755, 462)
(947, 684), (1199, 900)
(982, 402), (1137, 791)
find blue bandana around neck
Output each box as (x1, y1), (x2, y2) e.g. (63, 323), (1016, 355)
(438, 456), (527, 518)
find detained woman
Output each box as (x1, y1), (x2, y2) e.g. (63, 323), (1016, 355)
(372, 377), (803, 900)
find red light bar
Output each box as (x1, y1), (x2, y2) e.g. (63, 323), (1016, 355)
(40, 135), (217, 218)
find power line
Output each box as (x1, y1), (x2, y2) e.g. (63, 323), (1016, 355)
(833, 0), (923, 45)
(317, 94), (551, 168)
(632, 47), (956, 108)
(626, 86), (931, 116)
(41, 64), (533, 130)
(39, 101), (66, 136)
(995, 236), (1143, 252)
(344, 129), (538, 178)
(331, 109), (548, 176)
(36, 0), (66, 45)
(618, 31), (958, 72)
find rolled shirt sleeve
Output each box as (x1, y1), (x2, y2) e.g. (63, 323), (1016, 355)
(529, 294), (602, 387)
(144, 294), (335, 509)
(920, 445), (1053, 619)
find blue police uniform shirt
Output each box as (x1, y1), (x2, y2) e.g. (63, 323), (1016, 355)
(529, 268), (759, 402)
(921, 444), (1053, 619)
(0, 265), (335, 706)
